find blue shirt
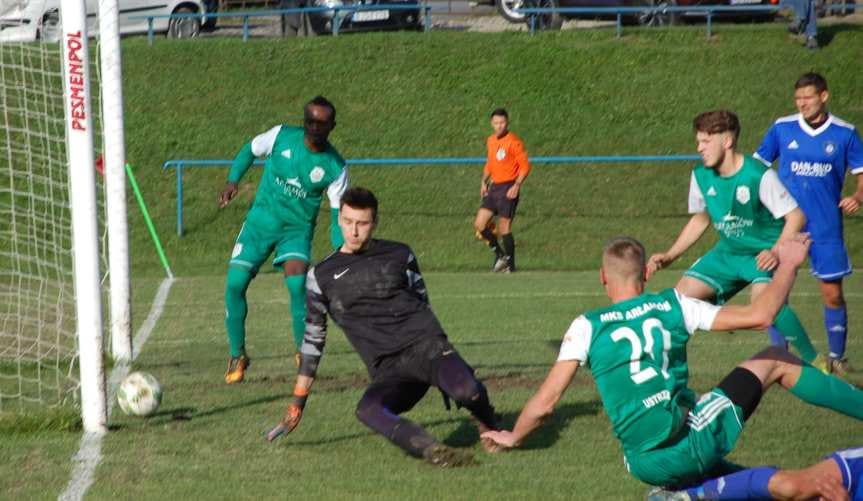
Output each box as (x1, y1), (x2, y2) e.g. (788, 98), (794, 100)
(755, 113), (863, 243)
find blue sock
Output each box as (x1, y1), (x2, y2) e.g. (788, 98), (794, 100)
(684, 467), (777, 500)
(825, 305), (847, 359)
(767, 326), (788, 349)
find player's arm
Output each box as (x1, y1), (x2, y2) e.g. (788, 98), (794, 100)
(710, 234), (810, 331)
(839, 169), (863, 214)
(219, 125), (281, 208)
(267, 267), (329, 442)
(326, 166), (349, 250)
(406, 250), (429, 304)
(646, 212), (710, 278)
(753, 123), (780, 167)
(647, 172), (710, 278)
(506, 139), (530, 200)
(481, 361), (579, 449)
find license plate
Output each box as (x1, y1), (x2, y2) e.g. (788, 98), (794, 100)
(353, 9), (389, 21)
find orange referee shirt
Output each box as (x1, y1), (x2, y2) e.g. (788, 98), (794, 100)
(484, 131), (530, 184)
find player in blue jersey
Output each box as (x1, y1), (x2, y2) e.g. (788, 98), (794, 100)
(755, 73), (863, 375)
(648, 445), (863, 500)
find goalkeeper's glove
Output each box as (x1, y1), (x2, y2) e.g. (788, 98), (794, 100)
(266, 386), (308, 442)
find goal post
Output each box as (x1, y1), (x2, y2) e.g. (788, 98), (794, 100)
(62, 0), (108, 434)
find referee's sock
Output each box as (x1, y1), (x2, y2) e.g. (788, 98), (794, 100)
(501, 233), (515, 270)
(824, 305), (847, 360)
(683, 466), (777, 500)
(480, 228), (503, 258)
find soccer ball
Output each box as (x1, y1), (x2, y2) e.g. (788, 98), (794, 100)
(117, 371), (162, 417)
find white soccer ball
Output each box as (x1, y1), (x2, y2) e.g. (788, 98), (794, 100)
(117, 371), (162, 417)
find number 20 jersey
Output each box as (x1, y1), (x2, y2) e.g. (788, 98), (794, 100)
(558, 288), (719, 454)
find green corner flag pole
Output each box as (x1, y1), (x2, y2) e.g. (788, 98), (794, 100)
(126, 163), (173, 279)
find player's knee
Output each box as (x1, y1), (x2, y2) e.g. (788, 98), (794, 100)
(751, 345), (799, 365)
(225, 268), (252, 297)
(448, 377), (486, 408)
(821, 287), (844, 308)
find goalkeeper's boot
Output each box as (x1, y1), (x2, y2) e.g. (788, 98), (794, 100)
(421, 443), (475, 468)
(645, 487), (690, 501)
(225, 354), (250, 384)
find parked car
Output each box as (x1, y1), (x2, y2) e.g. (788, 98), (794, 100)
(0, 0), (215, 42)
(497, 0), (778, 28)
(279, 0), (423, 35)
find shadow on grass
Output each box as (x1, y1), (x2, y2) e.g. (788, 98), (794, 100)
(441, 399), (603, 450)
(817, 21), (862, 47)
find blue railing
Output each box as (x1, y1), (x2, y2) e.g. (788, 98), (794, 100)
(517, 3), (860, 36)
(162, 155), (700, 235)
(130, 4), (431, 44)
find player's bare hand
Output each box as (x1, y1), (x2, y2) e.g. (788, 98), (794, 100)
(480, 183), (489, 198)
(814, 473), (850, 501)
(646, 253), (671, 280)
(266, 403), (303, 442)
(756, 249), (779, 271)
(219, 182), (238, 208)
(480, 430), (518, 450)
(839, 195), (862, 215)
(773, 233), (811, 268)
(506, 184), (520, 200)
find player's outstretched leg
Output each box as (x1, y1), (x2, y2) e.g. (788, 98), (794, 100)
(741, 346), (863, 419)
(771, 305), (818, 364)
(433, 351), (500, 452)
(225, 266), (253, 383)
(355, 382), (474, 467)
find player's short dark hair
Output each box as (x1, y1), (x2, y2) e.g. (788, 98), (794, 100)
(795, 72), (828, 93)
(340, 187), (378, 220)
(603, 236), (646, 281)
(693, 110), (741, 144)
(305, 95), (336, 121)
(490, 108), (508, 120)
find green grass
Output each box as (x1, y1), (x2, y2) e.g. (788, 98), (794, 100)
(4, 271), (861, 499)
(3, 18), (863, 499)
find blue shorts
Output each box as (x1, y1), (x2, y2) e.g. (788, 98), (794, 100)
(809, 240), (852, 281)
(830, 446), (863, 501)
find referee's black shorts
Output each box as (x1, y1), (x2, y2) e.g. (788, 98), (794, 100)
(480, 181), (519, 219)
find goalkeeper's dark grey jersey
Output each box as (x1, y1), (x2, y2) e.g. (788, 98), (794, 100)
(299, 239), (446, 377)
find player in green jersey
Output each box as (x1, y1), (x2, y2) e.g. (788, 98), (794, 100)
(482, 235), (863, 490)
(647, 110), (821, 367)
(219, 96), (348, 384)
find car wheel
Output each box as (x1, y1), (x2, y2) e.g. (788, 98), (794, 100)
(496, 0), (526, 24)
(637, 0), (678, 27)
(531, 0), (562, 30)
(168, 6), (202, 38)
(38, 9), (61, 43)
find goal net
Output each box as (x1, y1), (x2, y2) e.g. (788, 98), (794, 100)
(0, 0), (126, 431)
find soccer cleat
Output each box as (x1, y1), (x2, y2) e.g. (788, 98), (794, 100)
(829, 357), (856, 377)
(787, 18), (802, 35)
(224, 355), (250, 384)
(812, 354), (832, 375)
(421, 443), (475, 468)
(805, 36), (819, 50)
(645, 487), (691, 501)
(493, 255), (511, 273)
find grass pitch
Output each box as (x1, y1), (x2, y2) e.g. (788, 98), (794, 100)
(5, 271), (862, 499)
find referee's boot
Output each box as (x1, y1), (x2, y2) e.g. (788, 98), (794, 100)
(225, 354), (250, 384)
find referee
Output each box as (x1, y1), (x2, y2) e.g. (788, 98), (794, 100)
(474, 108), (530, 273)
(267, 187), (499, 467)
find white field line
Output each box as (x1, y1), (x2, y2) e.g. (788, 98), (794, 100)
(59, 277), (175, 501)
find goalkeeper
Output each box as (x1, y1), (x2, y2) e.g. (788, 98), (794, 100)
(267, 187), (499, 467)
(219, 96), (348, 384)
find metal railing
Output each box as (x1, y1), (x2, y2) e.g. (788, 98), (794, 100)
(130, 4), (432, 44)
(517, 3), (860, 37)
(162, 154), (700, 235)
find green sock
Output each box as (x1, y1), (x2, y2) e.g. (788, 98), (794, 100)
(789, 364), (863, 419)
(773, 305), (817, 363)
(285, 274), (306, 350)
(225, 267), (253, 358)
